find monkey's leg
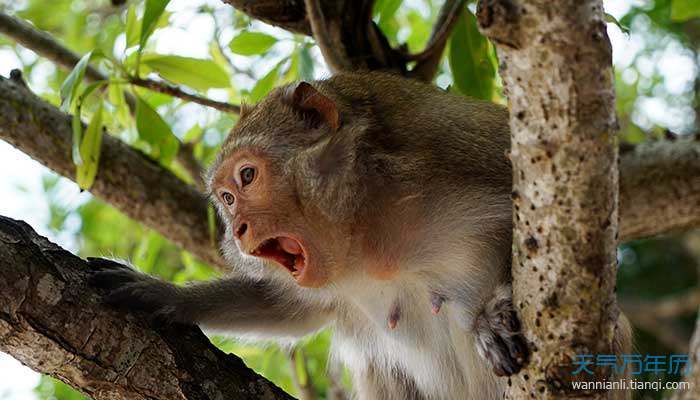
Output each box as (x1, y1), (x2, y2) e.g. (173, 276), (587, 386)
(89, 259), (333, 338)
(472, 284), (529, 377)
(353, 361), (426, 400)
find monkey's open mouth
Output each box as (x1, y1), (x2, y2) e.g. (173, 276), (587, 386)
(251, 237), (306, 277)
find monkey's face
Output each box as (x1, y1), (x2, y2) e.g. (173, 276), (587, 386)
(209, 81), (366, 287)
(211, 144), (357, 288)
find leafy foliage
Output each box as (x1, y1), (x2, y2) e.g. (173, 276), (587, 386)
(448, 7), (497, 100)
(229, 31), (278, 55)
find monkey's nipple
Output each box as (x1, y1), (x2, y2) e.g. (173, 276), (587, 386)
(388, 303), (401, 329)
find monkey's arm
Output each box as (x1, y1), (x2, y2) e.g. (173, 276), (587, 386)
(89, 259), (333, 339)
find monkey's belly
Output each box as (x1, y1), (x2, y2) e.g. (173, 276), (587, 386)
(333, 297), (503, 399)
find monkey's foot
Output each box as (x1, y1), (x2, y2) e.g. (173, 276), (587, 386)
(88, 258), (191, 326)
(473, 286), (529, 377)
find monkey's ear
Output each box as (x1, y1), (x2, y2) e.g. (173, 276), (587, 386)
(289, 82), (340, 131)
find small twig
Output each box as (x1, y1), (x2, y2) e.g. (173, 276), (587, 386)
(129, 76), (241, 114)
(0, 12), (105, 81)
(405, 0), (465, 62)
(620, 290), (700, 319)
(303, 0), (353, 72)
(288, 347), (317, 400)
(408, 0), (466, 81)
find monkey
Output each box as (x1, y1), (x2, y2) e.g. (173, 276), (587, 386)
(91, 71), (631, 399)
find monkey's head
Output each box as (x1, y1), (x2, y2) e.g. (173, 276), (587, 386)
(208, 81), (369, 288)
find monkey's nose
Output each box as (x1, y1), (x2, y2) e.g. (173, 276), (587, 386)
(235, 223), (248, 238)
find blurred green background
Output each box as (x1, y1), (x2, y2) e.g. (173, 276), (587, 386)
(0, 0), (699, 399)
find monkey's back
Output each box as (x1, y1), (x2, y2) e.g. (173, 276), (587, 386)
(322, 71), (512, 191)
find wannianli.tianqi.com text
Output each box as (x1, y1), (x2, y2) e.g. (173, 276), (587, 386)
(572, 379), (691, 391)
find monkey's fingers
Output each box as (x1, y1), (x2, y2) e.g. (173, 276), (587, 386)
(87, 257), (133, 271)
(89, 268), (143, 291)
(99, 281), (189, 327)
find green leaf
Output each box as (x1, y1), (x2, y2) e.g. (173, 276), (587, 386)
(70, 79), (108, 167)
(448, 8), (496, 101)
(228, 32), (278, 55)
(209, 41), (232, 75)
(141, 54), (230, 91)
(604, 13), (630, 35)
(135, 96), (180, 164)
(76, 101), (104, 190)
(183, 123), (204, 143)
(72, 106), (83, 166)
(285, 50), (299, 82)
(60, 51), (93, 111)
(374, 0), (402, 30)
(140, 0), (170, 49)
(125, 4), (140, 48)
(299, 46), (314, 81)
(406, 10), (431, 52)
(108, 83), (131, 126)
(671, 0), (700, 21)
(249, 64), (280, 102)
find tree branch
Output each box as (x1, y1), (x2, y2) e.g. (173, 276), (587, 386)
(408, 0), (466, 81)
(221, 0), (407, 74)
(479, 1), (620, 398)
(0, 215), (292, 400)
(303, 0), (352, 72)
(220, 0), (312, 35)
(620, 289), (700, 320)
(0, 75), (224, 269)
(0, 11), (105, 84)
(128, 76), (241, 114)
(619, 140), (700, 242)
(0, 12), (238, 191)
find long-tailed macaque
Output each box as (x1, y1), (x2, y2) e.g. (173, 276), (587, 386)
(91, 71), (631, 399)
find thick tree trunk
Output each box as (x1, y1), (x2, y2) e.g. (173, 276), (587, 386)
(0, 215), (293, 400)
(478, 0), (620, 398)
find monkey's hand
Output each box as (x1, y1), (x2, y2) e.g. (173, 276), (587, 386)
(88, 258), (193, 326)
(473, 285), (529, 377)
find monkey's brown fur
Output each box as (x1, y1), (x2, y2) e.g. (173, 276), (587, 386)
(93, 71), (631, 399)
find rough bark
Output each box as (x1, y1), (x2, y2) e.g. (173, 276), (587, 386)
(0, 75), (224, 269)
(478, 0), (620, 398)
(0, 215), (293, 400)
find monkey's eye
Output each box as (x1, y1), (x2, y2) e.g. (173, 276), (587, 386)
(240, 167), (256, 186)
(222, 192), (235, 205)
